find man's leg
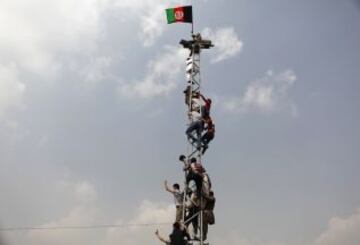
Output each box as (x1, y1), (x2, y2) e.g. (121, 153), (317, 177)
(202, 220), (208, 241)
(186, 122), (200, 144)
(194, 174), (203, 197)
(176, 205), (183, 222)
(194, 123), (204, 148)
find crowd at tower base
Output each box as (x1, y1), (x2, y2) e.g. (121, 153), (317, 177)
(155, 33), (215, 245)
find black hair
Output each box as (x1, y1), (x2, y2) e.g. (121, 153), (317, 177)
(173, 183), (180, 190)
(173, 222), (180, 230)
(179, 155), (186, 161)
(190, 157), (197, 163)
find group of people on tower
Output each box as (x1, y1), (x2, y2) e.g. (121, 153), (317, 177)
(155, 33), (215, 245)
(183, 67), (215, 154)
(156, 155), (216, 244)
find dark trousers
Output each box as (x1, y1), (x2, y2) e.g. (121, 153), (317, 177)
(185, 206), (199, 236)
(186, 171), (203, 196)
(201, 133), (214, 154)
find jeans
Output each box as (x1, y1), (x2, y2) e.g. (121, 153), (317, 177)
(186, 120), (204, 146)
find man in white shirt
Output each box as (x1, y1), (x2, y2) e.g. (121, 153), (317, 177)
(186, 109), (204, 146)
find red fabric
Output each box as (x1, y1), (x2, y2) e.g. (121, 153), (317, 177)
(174, 6), (185, 22)
(191, 163), (205, 173)
(205, 101), (211, 111)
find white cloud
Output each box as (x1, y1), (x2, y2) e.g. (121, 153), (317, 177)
(75, 181), (98, 204)
(315, 209), (360, 245)
(103, 200), (174, 245)
(0, 0), (108, 75)
(12, 178), (174, 245)
(139, 3), (168, 47)
(0, 64), (25, 119)
(27, 181), (101, 245)
(113, 0), (189, 47)
(118, 46), (188, 98)
(73, 56), (112, 87)
(213, 232), (285, 245)
(117, 26), (242, 99)
(202, 27), (243, 63)
(223, 69), (297, 114)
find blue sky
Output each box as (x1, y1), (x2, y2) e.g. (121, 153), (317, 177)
(0, 0), (360, 245)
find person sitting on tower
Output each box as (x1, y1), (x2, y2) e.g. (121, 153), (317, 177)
(164, 180), (184, 222)
(155, 221), (190, 245)
(200, 115), (215, 154)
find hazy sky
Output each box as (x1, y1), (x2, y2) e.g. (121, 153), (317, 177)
(1, 0), (360, 245)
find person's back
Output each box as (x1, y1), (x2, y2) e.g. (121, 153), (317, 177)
(169, 229), (187, 245)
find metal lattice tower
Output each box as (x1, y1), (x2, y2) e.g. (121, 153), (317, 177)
(180, 33), (213, 245)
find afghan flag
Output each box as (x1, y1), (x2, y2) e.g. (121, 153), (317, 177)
(166, 6), (193, 24)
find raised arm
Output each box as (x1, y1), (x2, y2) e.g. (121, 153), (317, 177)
(164, 180), (175, 194)
(155, 229), (170, 244)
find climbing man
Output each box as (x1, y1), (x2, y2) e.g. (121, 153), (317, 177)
(185, 108), (204, 147)
(155, 222), (190, 245)
(179, 155), (205, 197)
(164, 180), (184, 222)
(200, 115), (215, 154)
(199, 93), (212, 117)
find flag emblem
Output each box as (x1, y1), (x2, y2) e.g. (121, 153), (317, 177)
(175, 10), (184, 20)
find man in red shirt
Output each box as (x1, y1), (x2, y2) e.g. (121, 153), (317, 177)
(200, 93), (212, 117)
(201, 115), (215, 154)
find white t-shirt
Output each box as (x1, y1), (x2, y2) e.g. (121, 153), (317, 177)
(192, 98), (205, 110)
(190, 111), (202, 121)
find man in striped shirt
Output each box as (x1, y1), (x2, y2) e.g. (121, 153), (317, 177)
(165, 180), (184, 222)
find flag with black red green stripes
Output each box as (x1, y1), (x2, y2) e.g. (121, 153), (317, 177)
(165, 6), (193, 24)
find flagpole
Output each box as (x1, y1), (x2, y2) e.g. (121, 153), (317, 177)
(191, 0), (194, 34)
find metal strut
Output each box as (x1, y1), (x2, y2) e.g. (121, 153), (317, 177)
(180, 33), (213, 245)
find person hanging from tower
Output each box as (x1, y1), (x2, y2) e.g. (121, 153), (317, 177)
(164, 180), (184, 222)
